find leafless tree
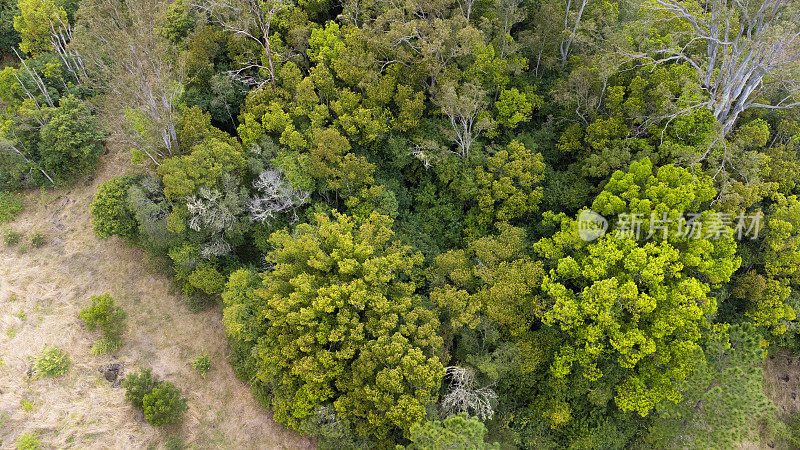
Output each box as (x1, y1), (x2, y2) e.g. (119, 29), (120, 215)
(71, 0), (184, 165)
(436, 82), (493, 159)
(0, 140), (56, 185)
(560, 0), (589, 66)
(248, 169), (309, 223)
(441, 366), (497, 421)
(49, 17), (88, 84)
(186, 176), (249, 258)
(640, 0), (800, 135)
(193, 0), (290, 88)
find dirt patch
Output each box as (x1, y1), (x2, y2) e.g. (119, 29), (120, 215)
(0, 147), (315, 448)
(765, 350), (800, 418)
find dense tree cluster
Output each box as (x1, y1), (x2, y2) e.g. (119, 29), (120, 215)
(2, 0), (800, 446)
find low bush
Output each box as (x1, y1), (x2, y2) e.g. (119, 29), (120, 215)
(3, 227), (21, 246)
(15, 432), (41, 450)
(143, 382), (188, 426)
(30, 232), (46, 248)
(192, 353), (211, 378)
(90, 177), (138, 239)
(0, 191), (23, 223)
(34, 346), (70, 377)
(80, 293), (127, 352)
(123, 368), (158, 410)
(123, 368), (188, 427)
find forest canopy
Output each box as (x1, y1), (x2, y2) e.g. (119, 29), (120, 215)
(2, 0), (800, 447)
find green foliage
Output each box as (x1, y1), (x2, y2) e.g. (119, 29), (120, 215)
(91, 177), (138, 239)
(647, 323), (774, 448)
(192, 353), (211, 378)
(223, 211), (444, 441)
(157, 138), (246, 200)
(89, 336), (122, 356)
(123, 369), (158, 410)
(0, 191), (23, 222)
(29, 231), (45, 247)
(2, 226), (21, 245)
(468, 140), (545, 236)
(533, 158), (740, 419)
(79, 293), (127, 347)
(124, 368), (187, 426)
(34, 346), (70, 377)
(14, 432), (40, 450)
(142, 382), (188, 427)
(0, 0), (20, 53)
(57, 0), (800, 445)
(404, 413), (499, 449)
(38, 95), (106, 183)
(162, 0), (194, 44)
(13, 0), (66, 55)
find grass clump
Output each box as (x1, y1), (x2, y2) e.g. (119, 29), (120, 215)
(15, 432), (41, 449)
(3, 227), (21, 246)
(30, 232), (46, 248)
(192, 353), (211, 378)
(34, 346), (71, 378)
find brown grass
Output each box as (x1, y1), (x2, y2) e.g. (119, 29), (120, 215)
(0, 148), (315, 449)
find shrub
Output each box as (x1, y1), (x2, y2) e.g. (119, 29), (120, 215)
(123, 368), (158, 410)
(123, 368), (188, 427)
(15, 432), (41, 450)
(142, 382), (188, 426)
(29, 232), (46, 248)
(34, 346), (70, 377)
(79, 293), (127, 342)
(192, 353), (211, 378)
(3, 227), (21, 246)
(0, 191), (23, 222)
(38, 95), (106, 183)
(91, 177), (138, 239)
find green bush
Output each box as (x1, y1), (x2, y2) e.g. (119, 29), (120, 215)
(38, 95), (106, 183)
(0, 191), (23, 222)
(79, 293), (127, 343)
(3, 227), (21, 246)
(123, 368), (187, 427)
(29, 232), (46, 248)
(34, 346), (70, 378)
(15, 432), (41, 450)
(192, 353), (211, 378)
(90, 177), (138, 239)
(123, 368), (158, 410)
(142, 382), (188, 426)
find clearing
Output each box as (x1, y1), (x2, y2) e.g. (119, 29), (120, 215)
(0, 147), (315, 449)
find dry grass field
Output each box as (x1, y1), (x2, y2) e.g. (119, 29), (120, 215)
(0, 149), (315, 449)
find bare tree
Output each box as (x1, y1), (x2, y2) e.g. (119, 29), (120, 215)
(248, 169), (309, 223)
(441, 366), (497, 421)
(641, 0), (800, 135)
(560, 0), (589, 66)
(71, 0), (184, 165)
(436, 82), (493, 159)
(193, 0), (290, 88)
(0, 140), (56, 185)
(186, 176), (249, 258)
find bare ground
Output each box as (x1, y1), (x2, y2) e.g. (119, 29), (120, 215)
(0, 148), (315, 449)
